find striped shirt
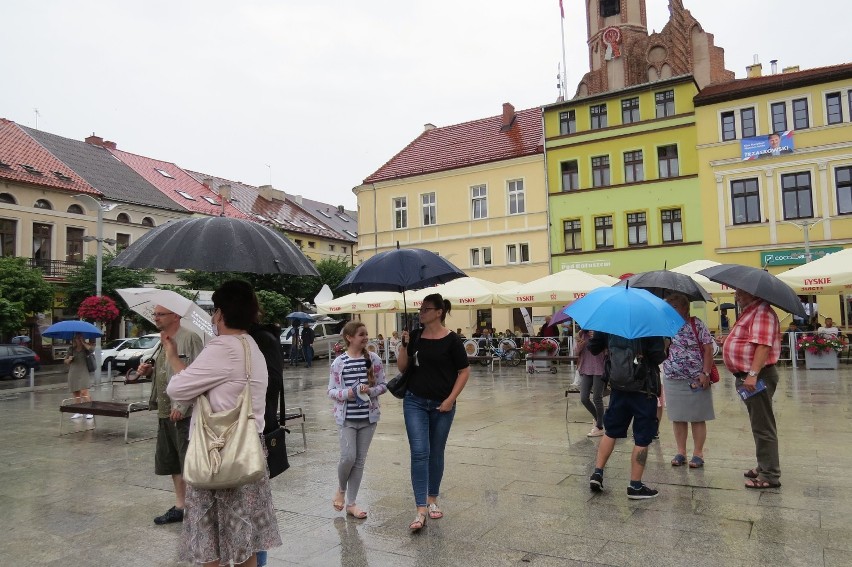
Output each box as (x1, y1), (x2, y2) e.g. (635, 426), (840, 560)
(339, 353), (370, 420)
(722, 299), (781, 373)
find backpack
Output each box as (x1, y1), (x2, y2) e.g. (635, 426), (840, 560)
(604, 335), (656, 394)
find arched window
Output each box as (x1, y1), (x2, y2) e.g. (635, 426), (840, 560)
(141, 217), (155, 227)
(34, 199), (53, 209)
(67, 204), (84, 214)
(0, 193), (16, 204)
(116, 212), (131, 223)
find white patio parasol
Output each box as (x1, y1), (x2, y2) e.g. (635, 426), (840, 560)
(670, 260), (733, 295)
(316, 291), (405, 315)
(495, 269), (618, 307)
(405, 277), (510, 310)
(776, 248), (852, 293)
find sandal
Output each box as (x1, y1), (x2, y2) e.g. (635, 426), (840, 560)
(744, 477), (781, 490)
(427, 502), (443, 519)
(409, 512), (427, 532)
(743, 468), (760, 479)
(332, 489), (345, 512)
(671, 454), (687, 467)
(346, 504), (367, 519)
(689, 456), (704, 468)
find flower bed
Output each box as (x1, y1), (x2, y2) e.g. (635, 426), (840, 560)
(796, 332), (848, 355)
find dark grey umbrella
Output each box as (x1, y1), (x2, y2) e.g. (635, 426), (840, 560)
(713, 302), (736, 311)
(613, 270), (714, 303)
(110, 217), (319, 276)
(697, 264), (805, 317)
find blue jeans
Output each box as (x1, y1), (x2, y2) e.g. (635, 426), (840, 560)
(303, 344), (314, 366)
(403, 391), (456, 507)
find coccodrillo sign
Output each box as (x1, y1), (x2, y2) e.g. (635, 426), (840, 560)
(760, 246), (842, 266)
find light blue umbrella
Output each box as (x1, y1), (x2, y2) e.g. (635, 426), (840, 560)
(564, 286), (684, 339)
(286, 311), (314, 323)
(42, 320), (104, 340)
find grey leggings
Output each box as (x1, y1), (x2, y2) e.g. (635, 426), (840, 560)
(338, 419), (377, 505)
(580, 373), (605, 429)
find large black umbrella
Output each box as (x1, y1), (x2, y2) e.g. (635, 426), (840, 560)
(697, 264), (805, 317)
(713, 302), (736, 311)
(613, 270), (714, 303)
(110, 217), (319, 276)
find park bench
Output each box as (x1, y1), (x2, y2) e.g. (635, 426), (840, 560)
(59, 399), (151, 443)
(466, 355), (495, 370)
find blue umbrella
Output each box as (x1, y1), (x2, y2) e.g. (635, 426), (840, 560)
(564, 286), (684, 339)
(286, 311), (314, 323)
(42, 320), (104, 340)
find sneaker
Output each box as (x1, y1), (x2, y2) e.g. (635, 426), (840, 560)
(154, 506), (184, 525)
(85, 414), (94, 420)
(70, 413), (83, 419)
(587, 426), (605, 437)
(627, 483), (659, 500)
(589, 471), (603, 492)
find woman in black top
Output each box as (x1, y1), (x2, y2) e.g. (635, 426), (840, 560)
(398, 293), (470, 532)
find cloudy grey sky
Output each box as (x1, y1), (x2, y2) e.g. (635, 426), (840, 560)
(2, 1), (848, 209)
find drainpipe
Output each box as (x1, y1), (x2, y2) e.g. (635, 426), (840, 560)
(541, 107), (553, 275)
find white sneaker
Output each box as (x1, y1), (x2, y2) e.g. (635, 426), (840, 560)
(587, 426), (605, 437)
(85, 414), (94, 420)
(71, 413), (83, 419)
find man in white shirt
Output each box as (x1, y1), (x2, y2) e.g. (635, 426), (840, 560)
(817, 317), (840, 336)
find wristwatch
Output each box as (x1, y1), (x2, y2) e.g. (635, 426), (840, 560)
(747, 370), (757, 377)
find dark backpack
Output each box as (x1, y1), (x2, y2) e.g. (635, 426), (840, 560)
(604, 335), (655, 394)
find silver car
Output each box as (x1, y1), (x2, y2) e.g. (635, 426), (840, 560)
(280, 320), (342, 360)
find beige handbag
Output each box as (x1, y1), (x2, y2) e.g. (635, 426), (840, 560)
(183, 336), (265, 490)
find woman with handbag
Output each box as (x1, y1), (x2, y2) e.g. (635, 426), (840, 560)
(662, 293), (716, 469)
(165, 281), (281, 567)
(64, 333), (93, 420)
(398, 293), (470, 532)
(574, 328), (607, 437)
(328, 321), (388, 519)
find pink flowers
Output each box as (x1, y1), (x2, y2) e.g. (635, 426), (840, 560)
(521, 340), (557, 355)
(796, 332), (847, 354)
(77, 295), (119, 322)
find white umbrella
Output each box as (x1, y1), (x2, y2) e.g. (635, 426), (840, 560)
(670, 260), (733, 295)
(316, 291), (405, 315)
(776, 248), (852, 293)
(117, 288), (213, 338)
(496, 269), (618, 307)
(406, 277), (509, 310)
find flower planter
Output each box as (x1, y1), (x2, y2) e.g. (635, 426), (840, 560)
(804, 350), (838, 370)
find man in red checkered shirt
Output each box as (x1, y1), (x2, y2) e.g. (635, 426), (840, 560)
(722, 288), (781, 490)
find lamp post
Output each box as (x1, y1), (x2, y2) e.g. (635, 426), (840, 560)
(781, 218), (827, 328)
(74, 195), (118, 386)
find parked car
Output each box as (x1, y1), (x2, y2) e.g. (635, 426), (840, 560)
(0, 344), (41, 380)
(280, 319), (342, 360)
(98, 338), (136, 371)
(112, 334), (160, 374)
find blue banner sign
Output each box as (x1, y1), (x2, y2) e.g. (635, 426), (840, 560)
(742, 131), (795, 161)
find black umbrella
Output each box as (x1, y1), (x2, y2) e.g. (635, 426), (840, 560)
(110, 217), (319, 276)
(713, 302), (736, 311)
(697, 264), (805, 317)
(613, 270), (714, 303)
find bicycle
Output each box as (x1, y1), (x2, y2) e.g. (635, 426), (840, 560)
(464, 338), (522, 367)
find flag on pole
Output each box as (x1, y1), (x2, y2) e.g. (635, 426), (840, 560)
(559, 0), (564, 18)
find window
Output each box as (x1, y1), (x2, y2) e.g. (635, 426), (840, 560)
(421, 193), (436, 226)
(508, 179), (525, 214)
(116, 212), (131, 223)
(154, 168), (174, 178)
(32, 223), (51, 261)
(308, 241), (316, 248)
(654, 90), (674, 118)
(623, 150), (644, 183)
(826, 92), (843, 125)
(393, 197), (407, 229)
(600, 0), (620, 17)
(622, 97), (640, 124)
(294, 239), (302, 247)
(741, 107), (756, 138)
(591, 155), (610, 187)
(563, 219), (582, 252)
(0, 192), (16, 204)
(66, 227), (84, 262)
(559, 110), (576, 135)
(471, 185), (487, 219)
(657, 145), (679, 178)
(141, 217), (155, 227)
(342, 246), (348, 253)
(836, 166), (852, 215)
(329, 244), (336, 252)
(661, 209), (683, 242)
(116, 233), (130, 251)
(0, 219), (16, 256)
(771, 102), (787, 133)
(343, 229), (358, 238)
(506, 243), (530, 263)
(626, 212), (647, 246)
(792, 98), (809, 130)
(317, 209), (332, 218)
(175, 190), (195, 200)
(470, 247), (492, 267)
(34, 199), (52, 210)
(781, 172), (813, 220)
(594, 216), (613, 249)
(731, 178), (761, 225)
(561, 160), (579, 191)
(721, 111), (736, 141)
(202, 196), (219, 205)
(590, 104), (608, 129)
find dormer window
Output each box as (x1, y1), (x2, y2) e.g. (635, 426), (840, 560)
(21, 164), (43, 176)
(54, 171), (73, 182)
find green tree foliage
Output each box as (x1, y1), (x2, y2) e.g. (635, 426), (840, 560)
(0, 257), (54, 314)
(0, 298), (26, 338)
(256, 290), (292, 326)
(63, 251), (155, 318)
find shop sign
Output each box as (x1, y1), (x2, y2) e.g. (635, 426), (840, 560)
(760, 246), (842, 266)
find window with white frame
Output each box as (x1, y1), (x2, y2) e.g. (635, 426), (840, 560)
(471, 185), (487, 219)
(421, 193), (436, 226)
(836, 166), (852, 215)
(393, 197), (407, 229)
(731, 178), (761, 225)
(470, 246), (492, 267)
(781, 172), (813, 220)
(507, 179), (525, 214)
(506, 243), (530, 264)
(661, 208), (683, 242)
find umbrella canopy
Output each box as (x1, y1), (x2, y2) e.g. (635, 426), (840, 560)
(336, 248), (466, 295)
(547, 307), (572, 327)
(697, 264), (806, 317)
(316, 292), (405, 315)
(42, 320), (104, 340)
(405, 277), (509, 310)
(613, 270), (714, 303)
(285, 311), (315, 323)
(117, 288), (212, 338)
(713, 302), (736, 311)
(110, 216), (319, 276)
(669, 260), (733, 295)
(776, 248), (852, 294)
(564, 286), (685, 339)
(496, 269), (619, 307)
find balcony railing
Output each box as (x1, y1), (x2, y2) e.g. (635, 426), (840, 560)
(27, 258), (85, 278)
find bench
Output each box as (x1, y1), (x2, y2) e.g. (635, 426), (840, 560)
(281, 407), (307, 455)
(466, 356), (494, 371)
(59, 399), (150, 443)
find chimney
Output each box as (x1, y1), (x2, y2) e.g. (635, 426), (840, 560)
(337, 205), (345, 214)
(202, 178), (214, 189)
(500, 102), (516, 131)
(782, 65), (800, 74)
(85, 134), (104, 147)
(770, 59), (778, 74)
(102, 140), (117, 150)
(218, 184), (232, 202)
(424, 123), (436, 131)
(292, 194), (303, 205)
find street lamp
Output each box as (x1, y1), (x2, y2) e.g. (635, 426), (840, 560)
(780, 218), (828, 326)
(74, 194), (118, 386)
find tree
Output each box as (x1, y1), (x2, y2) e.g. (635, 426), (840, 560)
(256, 290), (292, 326)
(0, 257), (54, 314)
(63, 251), (155, 319)
(0, 298), (26, 339)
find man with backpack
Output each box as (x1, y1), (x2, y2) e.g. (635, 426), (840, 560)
(587, 331), (667, 499)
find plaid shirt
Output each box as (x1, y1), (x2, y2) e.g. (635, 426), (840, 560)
(722, 299), (781, 373)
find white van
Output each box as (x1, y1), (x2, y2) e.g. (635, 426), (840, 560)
(112, 334), (161, 373)
(280, 320), (342, 360)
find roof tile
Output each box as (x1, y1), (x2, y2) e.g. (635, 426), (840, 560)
(695, 63), (852, 104)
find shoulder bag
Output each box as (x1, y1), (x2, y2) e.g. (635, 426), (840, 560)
(387, 329), (420, 399)
(85, 351), (96, 373)
(688, 317), (720, 383)
(183, 335), (266, 490)
(264, 385), (290, 479)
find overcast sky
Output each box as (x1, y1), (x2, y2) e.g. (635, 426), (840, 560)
(2, 1), (848, 209)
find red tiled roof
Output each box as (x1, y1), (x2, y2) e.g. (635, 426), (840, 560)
(109, 149), (249, 219)
(695, 63), (852, 105)
(364, 107), (543, 183)
(0, 119), (100, 196)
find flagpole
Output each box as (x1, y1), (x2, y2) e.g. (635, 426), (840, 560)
(559, 1), (568, 100)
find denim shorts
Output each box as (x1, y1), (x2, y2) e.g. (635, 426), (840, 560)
(603, 390), (657, 447)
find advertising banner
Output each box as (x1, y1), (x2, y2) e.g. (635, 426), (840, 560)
(741, 131), (795, 160)
(760, 246), (842, 266)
